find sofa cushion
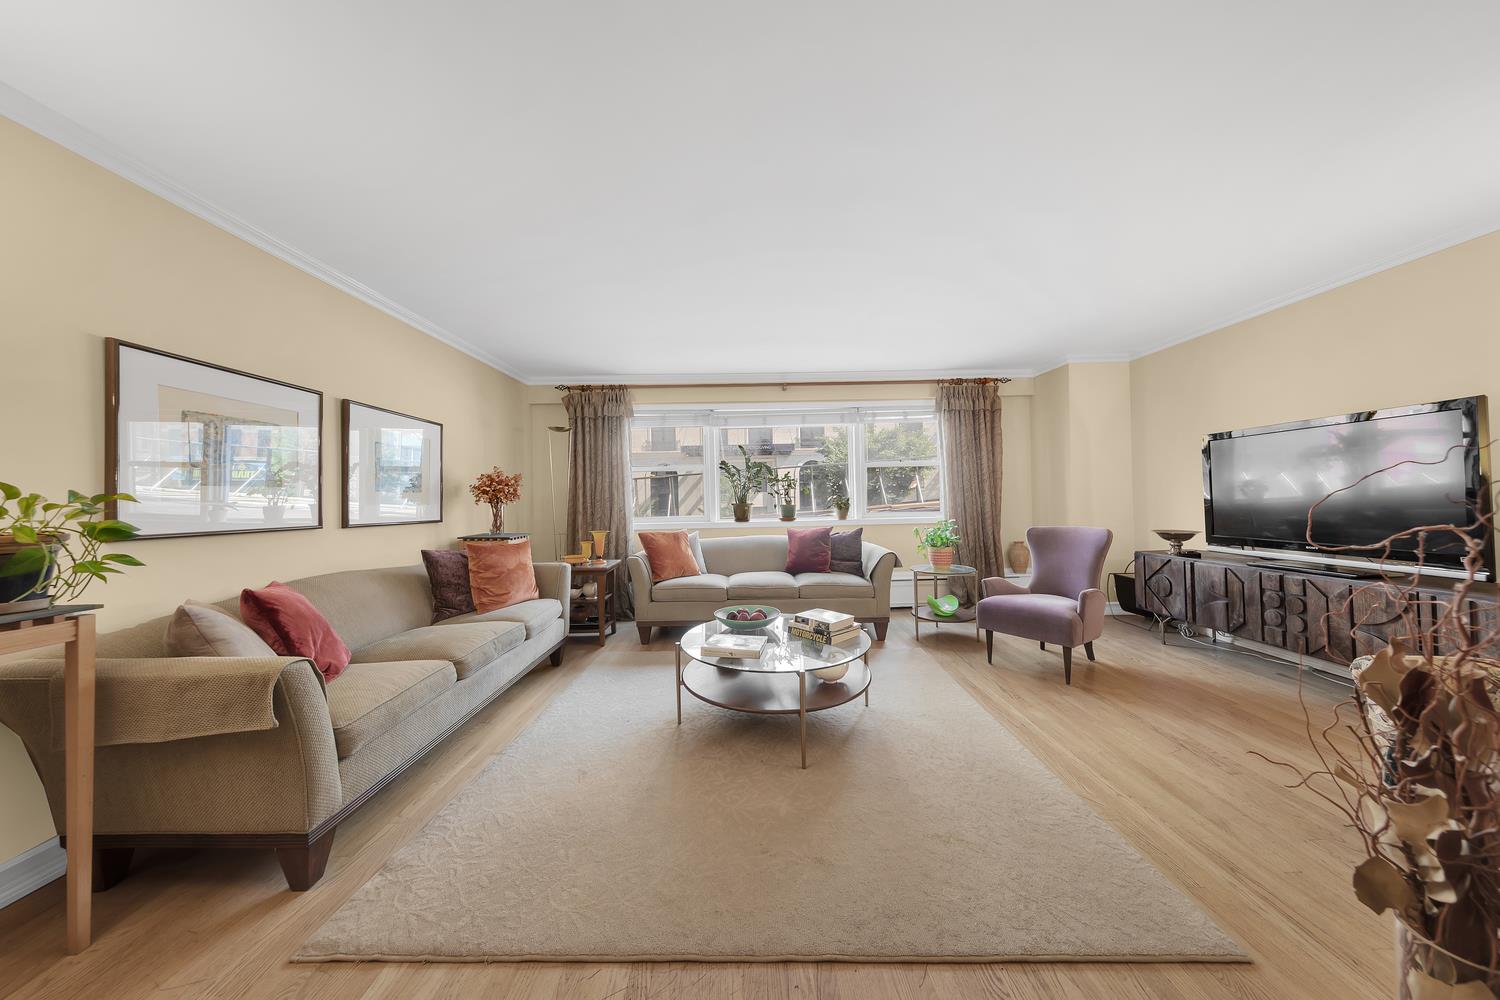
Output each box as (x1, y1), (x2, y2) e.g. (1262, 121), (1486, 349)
(326, 659), (456, 759)
(653, 574), (730, 602)
(727, 571), (799, 598)
(165, 601), (276, 658)
(786, 526), (832, 574)
(422, 548), (475, 622)
(351, 622), (523, 680)
(637, 530), (701, 583)
(830, 528), (864, 576)
(438, 598), (563, 640)
(241, 582), (352, 682)
(794, 572), (876, 599)
(467, 539), (540, 613)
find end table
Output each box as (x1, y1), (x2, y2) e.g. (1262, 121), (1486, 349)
(911, 563), (980, 641)
(568, 559), (621, 646)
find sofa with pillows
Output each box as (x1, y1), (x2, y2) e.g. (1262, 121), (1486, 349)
(629, 527), (898, 643)
(0, 540), (566, 891)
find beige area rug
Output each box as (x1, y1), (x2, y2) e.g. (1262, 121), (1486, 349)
(296, 645), (1246, 964)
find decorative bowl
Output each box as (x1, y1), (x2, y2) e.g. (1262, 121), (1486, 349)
(927, 594), (960, 618)
(714, 605), (781, 631)
(1152, 529), (1199, 555)
(814, 663), (850, 682)
(562, 554), (589, 565)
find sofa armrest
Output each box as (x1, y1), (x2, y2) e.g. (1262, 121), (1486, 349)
(627, 552), (654, 609)
(983, 576), (1029, 598)
(0, 655), (342, 836)
(1078, 588), (1107, 641)
(533, 561), (571, 611)
(860, 542), (899, 617)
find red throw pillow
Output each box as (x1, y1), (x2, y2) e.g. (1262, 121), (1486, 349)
(786, 526), (832, 574)
(466, 539), (540, 613)
(637, 530), (701, 583)
(240, 582), (351, 682)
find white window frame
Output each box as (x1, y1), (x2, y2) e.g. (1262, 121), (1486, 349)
(631, 401), (944, 528)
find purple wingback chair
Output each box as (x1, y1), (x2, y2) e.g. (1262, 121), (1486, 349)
(977, 526), (1113, 685)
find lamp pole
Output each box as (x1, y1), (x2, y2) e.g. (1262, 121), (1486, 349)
(546, 425), (570, 559)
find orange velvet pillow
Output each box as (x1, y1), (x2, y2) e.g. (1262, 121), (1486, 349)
(637, 530), (701, 583)
(466, 539), (540, 613)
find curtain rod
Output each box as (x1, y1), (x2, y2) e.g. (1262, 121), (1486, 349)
(553, 377), (1011, 391)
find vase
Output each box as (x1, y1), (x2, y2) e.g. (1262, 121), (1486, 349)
(1395, 917), (1500, 999)
(780, 504), (796, 522)
(928, 547), (955, 571)
(1006, 540), (1030, 574)
(491, 506), (505, 533)
(591, 530), (608, 564)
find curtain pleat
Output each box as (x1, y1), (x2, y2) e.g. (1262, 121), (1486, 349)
(937, 381), (1004, 605)
(563, 387), (636, 618)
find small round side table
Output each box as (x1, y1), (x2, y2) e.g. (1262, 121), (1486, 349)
(911, 563), (980, 641)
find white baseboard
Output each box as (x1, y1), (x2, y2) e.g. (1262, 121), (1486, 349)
(0, 837), (65, 910)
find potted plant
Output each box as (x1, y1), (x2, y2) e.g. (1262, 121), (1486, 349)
(829, 482), (851, 520)
(719, 445), (773, 523)
(773, 472), (799, 522)
(0, 483), (143, 614)
(914, 519), (961, 570)
(256, 466), (291, 525)
(469, 467), (523, 533)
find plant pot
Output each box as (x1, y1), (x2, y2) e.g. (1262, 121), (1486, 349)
(927, 547), (955, 571)
(263, 506), (286, 525)
(1395, 917), (1500, 998)
(0, 536), (58, 614)
(732, 502), (751, 523)
(1006, 540), (1030, 574)
(780, 504), (797, 522)
(835, 506), (850, 520)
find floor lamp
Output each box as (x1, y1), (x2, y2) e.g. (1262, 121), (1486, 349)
(546, 424), (570, 559)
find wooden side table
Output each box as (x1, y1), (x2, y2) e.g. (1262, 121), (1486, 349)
(0, 604), (100, 953)
(568, 559), (621, 647)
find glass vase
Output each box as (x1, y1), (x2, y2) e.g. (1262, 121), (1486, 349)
(1396, 917), (1500, 999)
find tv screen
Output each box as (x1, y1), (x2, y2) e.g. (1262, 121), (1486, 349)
(1203, 398), (1488, 569)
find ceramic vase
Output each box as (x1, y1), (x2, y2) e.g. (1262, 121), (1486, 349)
(591, 530), (608, 563)
(1007, 540), (1031, 574)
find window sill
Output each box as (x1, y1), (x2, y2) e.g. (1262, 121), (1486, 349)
(633, 514), (942, 530)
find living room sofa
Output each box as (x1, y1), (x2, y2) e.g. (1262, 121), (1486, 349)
(0, 561), (569, 891)
(629, 534), (897, 643)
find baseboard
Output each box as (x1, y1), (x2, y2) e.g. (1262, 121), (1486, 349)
(0, 837), (65, 910)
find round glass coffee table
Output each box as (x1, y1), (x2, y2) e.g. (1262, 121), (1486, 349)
(676, 616), (872, 769)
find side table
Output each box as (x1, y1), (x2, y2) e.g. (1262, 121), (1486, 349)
(568, 559), (621, 647)
(911, 563), (980, 641)
(0, 604), (100, 953)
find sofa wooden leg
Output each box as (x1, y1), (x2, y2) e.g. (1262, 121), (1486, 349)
(1039, 641), (1045, 651)
(1063, 646), (1073, 685)
(637, 624), (653, 645)
(1084, 641), (1096, 662)
(278, 828), (335, 891)
(872, 619), (888, 641)
(549, 643), (565, 667)
(92, 847), (134, 893)
(985, 630), (993, 664)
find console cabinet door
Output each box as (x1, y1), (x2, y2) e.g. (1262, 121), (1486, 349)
(1262, 573), (1354, 664)
(1138, 553), (1188, 622)
(1191, 562), (1261, 641)
(1351, 583), (1418, 659)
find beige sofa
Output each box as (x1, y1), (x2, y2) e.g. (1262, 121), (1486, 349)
(629, 534), (897, 643)
(0, 562), (568, 891)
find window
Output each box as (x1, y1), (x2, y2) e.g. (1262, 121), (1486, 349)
(631, 404), (942, 525)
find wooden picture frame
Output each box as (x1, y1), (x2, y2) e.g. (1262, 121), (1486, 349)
(105, 338), (323, 538)
(340, 399), (444, 528)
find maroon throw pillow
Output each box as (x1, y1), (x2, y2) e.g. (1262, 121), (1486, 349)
(830, 527), (864, 576)
(240, 582), (351, 682)
(422, 548), (475, 622)
(785, 526), (833, 574)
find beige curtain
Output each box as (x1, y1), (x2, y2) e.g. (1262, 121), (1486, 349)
(937, 380), (1004, 605)
(563, 386), (636, 618)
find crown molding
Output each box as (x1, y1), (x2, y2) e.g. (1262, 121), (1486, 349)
(524, 366), (1037, 387)
(0, 83), (528, 383)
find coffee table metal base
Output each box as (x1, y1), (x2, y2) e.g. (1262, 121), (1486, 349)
(676, 646), (870, 768)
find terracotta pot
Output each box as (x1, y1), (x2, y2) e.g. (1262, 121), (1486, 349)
(928, 547), (955, 571)
(1007, 540), (1031, 574)
(732, 503), (751, 522)
(1395, 917), (1500, 998)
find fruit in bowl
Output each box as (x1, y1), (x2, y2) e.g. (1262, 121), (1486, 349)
(715, 605), (780, 631)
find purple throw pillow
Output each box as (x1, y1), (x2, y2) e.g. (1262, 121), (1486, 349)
(830, 527), (864, 577)
(785, 526), (833, 574)
(422, 548), (475, 623)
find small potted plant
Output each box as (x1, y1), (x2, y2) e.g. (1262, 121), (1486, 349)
(914, 519), (961, 570)
(829, 482), (851, 520)
(469, 467), (523, 533)
(719, 445), (773, 523)
(0, 483), (143, 614)
(256, 466), (291, 525)
(773, 472), (799, 522)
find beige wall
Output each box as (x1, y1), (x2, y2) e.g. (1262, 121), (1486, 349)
(1129, 229), (1500, 557)
(0, 118), (524, 864)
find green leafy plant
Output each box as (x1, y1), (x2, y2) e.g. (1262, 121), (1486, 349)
(255, 466), (291, 508)
(828, 482), (851, 511)
(718, 445), (775, 505)
(914, 518), (961, 552)
(771, 471), (800, 506)
(0, 484), (144, 605)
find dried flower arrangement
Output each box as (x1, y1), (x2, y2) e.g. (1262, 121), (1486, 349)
(469, 467), (522, 533)
(1256, 451), (1499, 998)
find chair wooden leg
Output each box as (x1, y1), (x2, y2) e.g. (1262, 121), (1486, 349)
(92, 848), (133, 893)
(277, 828), (336, 891)
(637, 624), (653, 645)
(1084, 641), (1096, 662)
(1063, 646), (1073, 685)
(985, 630), (993, 664)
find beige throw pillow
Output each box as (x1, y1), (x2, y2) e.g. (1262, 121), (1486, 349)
(166, 600), (277, 658)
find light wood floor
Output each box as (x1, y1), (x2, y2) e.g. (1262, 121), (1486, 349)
(0, 616), (1388, 1000)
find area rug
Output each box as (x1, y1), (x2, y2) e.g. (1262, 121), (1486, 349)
(295, 646), (1245, 963)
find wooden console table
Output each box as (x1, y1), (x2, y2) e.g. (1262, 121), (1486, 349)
(0, 604), (99, 953)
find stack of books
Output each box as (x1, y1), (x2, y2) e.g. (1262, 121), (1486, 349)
(789, 609), (863, 647)
(701, 633), (768, 659)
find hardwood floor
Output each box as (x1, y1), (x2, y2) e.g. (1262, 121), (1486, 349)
(0, 616), (1388, 1000)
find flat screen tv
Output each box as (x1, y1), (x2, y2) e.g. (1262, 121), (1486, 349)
(1202, 397), (1491, 572)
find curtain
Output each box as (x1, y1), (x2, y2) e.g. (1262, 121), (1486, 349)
(563, 386), (636, 619)
(937, 380), (1004, 605)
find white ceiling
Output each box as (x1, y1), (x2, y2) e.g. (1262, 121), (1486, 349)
(3, 2), (1499, 382)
